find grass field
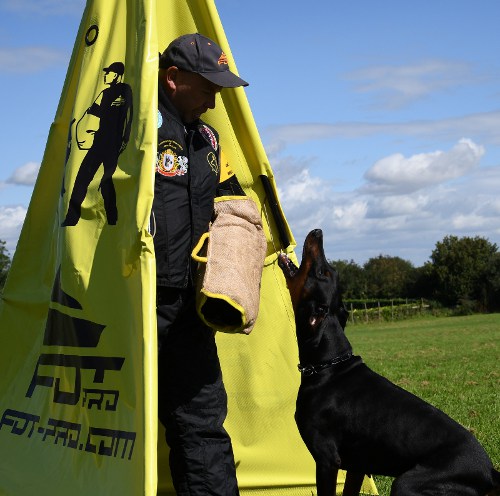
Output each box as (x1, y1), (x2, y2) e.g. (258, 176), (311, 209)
(345, 313), (500, 495)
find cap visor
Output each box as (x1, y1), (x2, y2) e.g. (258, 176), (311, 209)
(200, 70), (249, 88)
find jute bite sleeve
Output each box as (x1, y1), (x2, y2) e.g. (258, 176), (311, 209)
(191, 196), (267, 334)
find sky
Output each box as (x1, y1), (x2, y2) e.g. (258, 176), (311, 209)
(1, 0), (500, 267)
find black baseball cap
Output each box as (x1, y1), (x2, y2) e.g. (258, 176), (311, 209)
(103, 62), (124, 75)
(159, 33), (248, 88)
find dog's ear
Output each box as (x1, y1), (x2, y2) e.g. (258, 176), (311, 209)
(338, 303), (349, 329)
(334, 271), (349, 329)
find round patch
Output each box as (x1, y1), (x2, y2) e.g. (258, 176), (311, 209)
(157, 110), (163, 128)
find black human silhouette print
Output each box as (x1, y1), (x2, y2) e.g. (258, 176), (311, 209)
(62, 62), (133, 227)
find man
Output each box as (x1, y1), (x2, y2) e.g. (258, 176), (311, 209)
(62, 61), (133, 226)
(154, 33), (249, 495)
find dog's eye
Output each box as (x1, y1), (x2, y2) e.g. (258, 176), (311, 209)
(317, 268), (331, 279)
(317, 304), (329, 315)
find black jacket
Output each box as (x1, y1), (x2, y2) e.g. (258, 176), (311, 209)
(153, 82), (243, 288)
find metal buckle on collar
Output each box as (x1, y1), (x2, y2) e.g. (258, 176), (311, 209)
(298, 364), (317, 376)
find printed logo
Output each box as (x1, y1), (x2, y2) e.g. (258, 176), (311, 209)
(218, 52), (228, 66)
(199, 125), (218, 151)
(156, 140), (188, 177)
(0, 267), (137, 462)
(61, 60), (133, 227)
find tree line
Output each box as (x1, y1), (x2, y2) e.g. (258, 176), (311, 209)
(2, 235), (499, 312)
(0, 240), (10, 293)
(330, 235), (500, 313)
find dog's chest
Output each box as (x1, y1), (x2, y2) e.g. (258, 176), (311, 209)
(296, 377), (344, 424)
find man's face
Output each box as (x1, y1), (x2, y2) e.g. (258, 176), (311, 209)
(166, 69), (222, 123)
(104, 71), (119, 85)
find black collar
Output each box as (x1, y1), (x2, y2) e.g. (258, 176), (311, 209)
(298, 352), (353, 376)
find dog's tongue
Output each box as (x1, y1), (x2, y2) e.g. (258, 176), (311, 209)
(278, 252), (298, 278)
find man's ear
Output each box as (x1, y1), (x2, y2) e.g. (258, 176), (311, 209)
(164, 66), (179, 92)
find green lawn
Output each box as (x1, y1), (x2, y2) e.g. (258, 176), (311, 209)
(345, 313), (500, 495)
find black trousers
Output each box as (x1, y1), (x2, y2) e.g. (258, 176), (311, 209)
(157, 286), (239, 496)
(63, 143), (119, 225)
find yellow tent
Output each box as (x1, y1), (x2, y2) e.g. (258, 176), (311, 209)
(0, 1), (377, 495)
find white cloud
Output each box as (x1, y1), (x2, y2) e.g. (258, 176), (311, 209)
(477, 197), (500, 216)
(265, 111), (500, 147)
(0, 46), (67, 73)
(277, 169), (328, 205)
(331, 201), (368, 230)
(451, 213), (488, 230)
(272, 168), (331, 237)
(367, 194), (429, 218)
(7, 162), (40, 186)
(363, 138), (484, 194)
(0, 206), (27, 254)
(345, 60), (473, 109)
(274, 139), (499, 265)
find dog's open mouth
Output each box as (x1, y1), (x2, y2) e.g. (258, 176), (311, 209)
(278, 252), (299, 278)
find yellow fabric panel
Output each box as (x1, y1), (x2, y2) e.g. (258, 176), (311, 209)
(219, 149), (235, 182)
(0, 0), (158, 494)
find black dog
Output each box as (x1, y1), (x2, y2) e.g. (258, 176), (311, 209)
(278, 229), (500, 496)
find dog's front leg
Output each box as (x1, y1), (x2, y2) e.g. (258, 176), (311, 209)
(316, 463), (338, 496)
(342, 471), (365, 496)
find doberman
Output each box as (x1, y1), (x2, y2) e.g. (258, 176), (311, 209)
(278, 229), (500, 496)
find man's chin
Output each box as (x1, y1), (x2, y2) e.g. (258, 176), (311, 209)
(183, 114), (200, 124)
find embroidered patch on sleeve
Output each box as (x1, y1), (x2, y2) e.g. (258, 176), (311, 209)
(199, 124), (218, 151)
(206, 151), (219, 175)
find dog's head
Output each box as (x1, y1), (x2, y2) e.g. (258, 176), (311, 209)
(278, 229), (349, 350)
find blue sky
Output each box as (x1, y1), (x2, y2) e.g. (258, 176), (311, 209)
(1, 0), (500, 266)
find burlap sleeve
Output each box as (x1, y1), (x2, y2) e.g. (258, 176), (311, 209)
(191, 196), (267, 334)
